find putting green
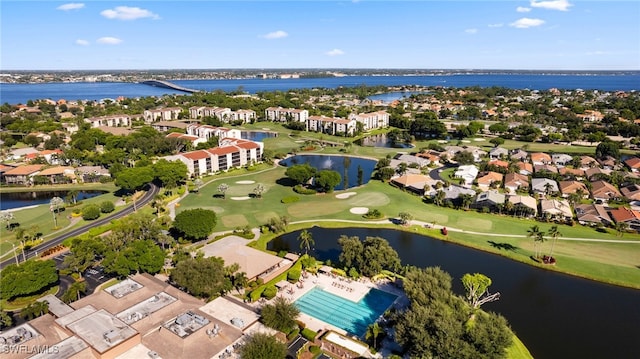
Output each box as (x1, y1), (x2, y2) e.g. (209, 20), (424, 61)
(221, 214), (249, 228)
(347, 192), (390, 206)
(198, 206), (226, 213)
(287, 202), (347, 218)
(455, 217), (492, 231)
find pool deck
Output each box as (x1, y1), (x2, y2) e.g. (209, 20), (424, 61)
(252, 268), (408, 337)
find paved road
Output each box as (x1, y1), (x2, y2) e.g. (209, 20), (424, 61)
(0, 183), (159, 270)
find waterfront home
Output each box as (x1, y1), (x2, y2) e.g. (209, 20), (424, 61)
(540, 199), (573, 220)
(391, 174), (441, 196)
(574, 204), (612, 227)
(35, 166), (76, 184)
(76, 166), (111, 183)
(348, 110), (389, 131)
(3, 164), (44, 185)
(590, 180), (622, 202)
(609, 207), (640, 232)
(504, 173), (530, 193)
(585, 167), (609, 180)
(306, 116), (356, 136)
(531, 178), (559, 196)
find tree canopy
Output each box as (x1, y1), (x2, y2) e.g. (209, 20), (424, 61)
(114, 166), (154, 192)
(170, 256), (233, 299)
(172, 208), (217, 240)
(238, 333), (287, 359)
(0, 260), (58, 300)
(259, 296), (300, 333)
(338, 235), (401, 277)
(153, 159), (188, 188)
(314, 169), (341, 192)
(285, 163), (316, 185)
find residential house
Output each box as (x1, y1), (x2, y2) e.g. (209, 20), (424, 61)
(96, 126), (134, 136)
(0, 164), (17, 183)
(487, 159), (509, 170)
(510, 149), (529, 162)
(624, 157), (640, 172)
(390, 154), (430, 170)
(34, 166), (76, 184)
(530, 152), (552, 165)
(348, 111), (389, 131)
(489, 147), (509, 159)
(3, 164), (44, 185)
(620, 184), (640, 201)
(507, 195), (538, 217)
(577, 110), (604, 122)
(440, 185), (476, 201)
(579, 156), (599, 169)
(416, 151), (441, 166)
(264, 107), (309, 123)
(162, 138), (263, 178)
(504, 173), (530, 193)
(559, 167), (585, 178)
(609, 207), (640, 231)
(574, 204), (612, 227)
(76, 166), (111, 183)
(391, 174), (442, 196)
(534, 164), (558, 174)
(165, 133), (207, 147)
(559, 181), (589, 198)
(552, 153), (573, 166)
(472, 190), (506, 211)
(516, 161), (533, 175)
(7, 147), (39, 161)
(531, 178), (559, 196)
(454, 165), (479, 186)
(597, 156), (618, 170)
(540, 199), (573, 220)
(590, 180), (622, 202)
(585, 167), (609, 180)
(445, 145), (486, 162)
(476, 171), (503, 190)
(143, 107), (182, 123)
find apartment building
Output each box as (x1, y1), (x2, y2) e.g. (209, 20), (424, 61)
(143, 107), (183, 123)
(186, 124), (242, 140)
(306, 115), (356, 136)
(264, 107), (309, 123)
(189, 106), (256, 123)
(348, 110), (389, 131)
(84, 115), (131, 128)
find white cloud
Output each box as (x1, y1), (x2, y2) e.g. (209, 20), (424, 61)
(97, 37), (123, 45)
(517, 7), (531, 13)
(57, 3), (84, 11)
(488, 23), (503, 28)
(530, 0), (572, 11)
(326, 49), (345, 56)
(465, 28), (478, 34)
(510, 18), (545, 28)
(261, 30), (288, 39)
(101, 6), (159, 20)
(75, 39), (89, 46)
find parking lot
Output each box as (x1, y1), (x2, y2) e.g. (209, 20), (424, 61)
(53, 253), (115, 296)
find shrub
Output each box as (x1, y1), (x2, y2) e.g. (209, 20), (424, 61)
(81, 205), (101, 220)
(309, 345), (321, 354)
(301, 328), (318, 341)
(300, 255), (316, 269)
(363, 209), (383, 219)
(281, 196), (300, 204)
(288, 267), (302, 281)
(293, 185), (317, 195)
(262, 285), (278, 299)
(348, 267), (360, 279)
(277, 250), (288, 258)
(99, 201), (115, 213)
(287, 328), (300, 340)
(250, 287), (265, 302)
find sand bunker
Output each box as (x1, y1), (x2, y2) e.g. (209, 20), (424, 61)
(350, 207), (369, 214)
(231, 196), (251, 201)
(236, 180), (255, 184)
(335, 192), (357, 199)
(473, 138), (485, 141)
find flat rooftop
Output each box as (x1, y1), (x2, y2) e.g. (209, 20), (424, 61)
(117, 292), (177, 325)
(28, 336), (89, 359)
(163, 311), (210, 338)
(66, 309), (138, 354)
(105, 278), (143, 298)
(38, 294), (74, 318)
(199, 297), (259, 331)
(0, 323), (40, 346)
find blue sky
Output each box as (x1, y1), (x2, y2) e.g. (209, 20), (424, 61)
(1, 1), (639, 70)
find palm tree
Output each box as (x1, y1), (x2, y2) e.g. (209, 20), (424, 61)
(460, 194), (474, 210)
(297, 229), (314, 255)
(218, 183), (229, 199)
(50, 196), (64, 228)
(615, 221), (629, 237)
(547, 225), (562, 260)
(398, 212), (413, 226)
(0, 212), (15, 229)
(365, 322), (382, 349)
(527, 225), (543, 259)
(253, 183), (265, 199)
(233, 272), (248, 294)
(62, 281), (87, 303)
(434, 190), (446, 207)
(193, 178), (204, 193)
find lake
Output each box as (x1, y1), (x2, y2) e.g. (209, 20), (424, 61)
(279, 154), (377, 190)
(0, 190), (107, 211)
(268, 227), (640, 359)
(356, 133), (414, 148)
(240, 130), (277, 142)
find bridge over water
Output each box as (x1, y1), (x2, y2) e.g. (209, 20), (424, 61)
(140, 80), (201, 93)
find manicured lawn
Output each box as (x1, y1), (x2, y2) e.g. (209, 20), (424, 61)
(177, 164), (640, 289)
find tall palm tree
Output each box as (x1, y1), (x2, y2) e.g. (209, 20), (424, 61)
(253, 183), (265, 199)
(434, 190), (446, 207)
(218, 183), (229, 199)
(547, 225), (562, 260)
(50, 196), (64, 228)
(527, 225), (544, 259)
(615, 221), (629, 237)
(365, 322), (382, 349)
(297, 229), (314, 255)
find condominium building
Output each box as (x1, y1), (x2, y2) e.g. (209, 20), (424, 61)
(348, 110), (389, 131)
(186, 124), (241, 140)
(84, 115), (132, 128)
(264, 107), (309, 123)
(143, 107), (183, 123)
(306, 116), (356, 136)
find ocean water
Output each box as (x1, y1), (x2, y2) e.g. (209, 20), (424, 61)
(1, 73), (638, 105)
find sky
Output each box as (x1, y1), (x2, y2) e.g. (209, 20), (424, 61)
(1, 0), (639, 71)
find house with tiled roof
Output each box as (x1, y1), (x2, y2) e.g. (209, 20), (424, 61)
(510, 149), (529, 162)
(585, 167), (609, 180)
(534, 164), (558, 174)
(516, 161), (533, 175)
(440, 185), (476, 201)
(487, 159), (509, 170)
(559, 181), (589, 198)
(507, 194), (538, 216)
(472, 190), (505, 211)
(624, 157), (640, 172)
(3, 164), (45, 185)
(609, 207), (640, 231)
(620, 184), (640, 201)
(531, 178), (559, 196)
(590, 180), (622, 202)
(504, 173), (530, 193)
(476, 171), (503, 190)
(552, 153), (573, 166)
(597, 156), (618, 170)
(35, 166), (76, 184)
(76, 166), (111, 183)
(7, 147), (39, 161)
(489, 147), (509, 159)
(540, 199), (573, 220)
(579, 156), (599, 169)
(559, 167), (585, 178)
(39, 149), (64, 165)
(574, 204), (612, 227)
(530, 152), (552, 165)
(391, 174), (442, 196)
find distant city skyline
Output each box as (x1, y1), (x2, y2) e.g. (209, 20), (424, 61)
(2, 1), (639, 71)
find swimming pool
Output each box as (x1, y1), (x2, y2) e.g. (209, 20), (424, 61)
(295, 286), (398, 337)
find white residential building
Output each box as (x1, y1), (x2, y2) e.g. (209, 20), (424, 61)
(189, 106), (256, 123)
(348, 111), (389, 131)
(84, 115), (131, 128)
(265, 107), (309, 123)
(143, 107), (183, 123)
(163, 138), (263, 177)
(454, 165), (479, 186)
(306, 116), (356, 136)
(186, 124), (242, 140)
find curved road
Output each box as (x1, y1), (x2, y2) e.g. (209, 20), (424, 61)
(0, 183), (159, 270)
